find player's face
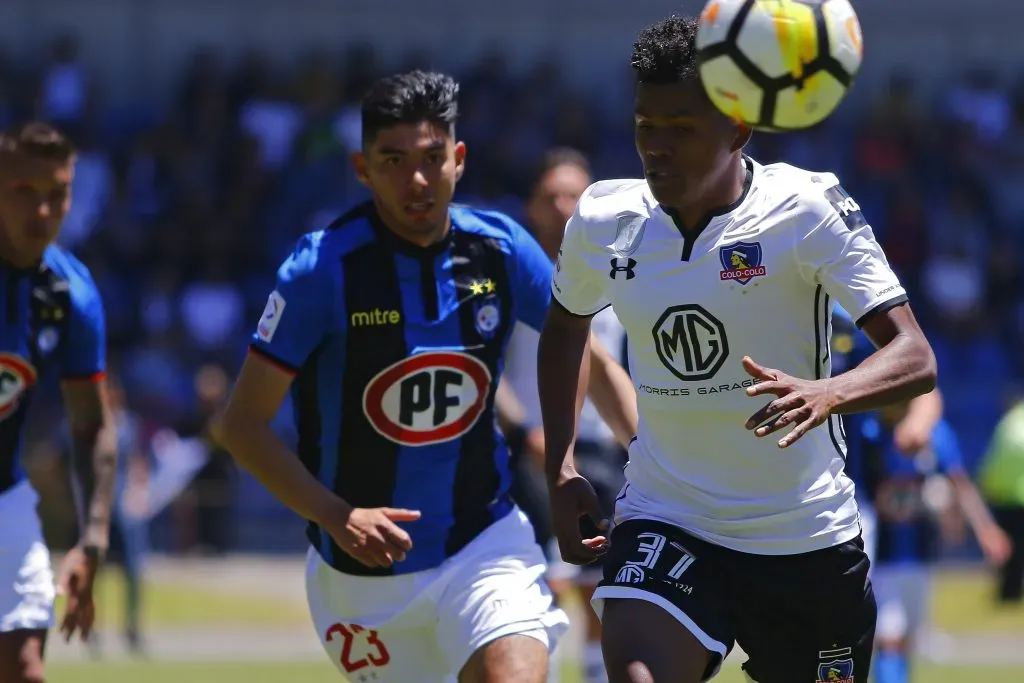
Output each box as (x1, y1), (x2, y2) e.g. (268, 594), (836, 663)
(0, 152), (73, 264)
(634, 80), (747, 208)
(526, 163), (590, 260)
(354, 121), (466, 240)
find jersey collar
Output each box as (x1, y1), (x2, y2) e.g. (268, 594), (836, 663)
(363, 201), (453, 258)
(662, 155), (755, 237)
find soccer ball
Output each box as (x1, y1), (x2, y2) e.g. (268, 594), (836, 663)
(695, 0), (863, 131)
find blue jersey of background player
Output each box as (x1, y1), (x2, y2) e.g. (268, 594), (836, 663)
(213, 71), (634, 683)
(0, 122), (116, 682)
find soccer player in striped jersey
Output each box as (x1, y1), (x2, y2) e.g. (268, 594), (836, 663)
(213, 70), (636, 683)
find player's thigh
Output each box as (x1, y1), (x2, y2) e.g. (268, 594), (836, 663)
(732, 537), (876, 683)
(593, 520), (733, 683)
(873, 564), (931, 644)
(437, 510), (569, 680)
(0, 630), (47, 683)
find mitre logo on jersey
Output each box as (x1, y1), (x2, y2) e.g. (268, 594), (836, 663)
(0, 353), (37, 419)
(362, 351), (491, 446)
(719, 241), (766, 285)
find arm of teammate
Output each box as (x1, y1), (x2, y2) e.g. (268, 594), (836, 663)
(745, 181), (937, 447)
(587, 334), (638, 448)
(893, 388), (944, 455)
(58, 282), (117, 643)
(211, 236), (418, 568)
(530, 206), (614, 564)
(936, 429), (1013, 566)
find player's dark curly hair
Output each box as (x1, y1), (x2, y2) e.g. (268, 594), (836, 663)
(361, 70), (459, 146)
(0, 121), (75, 161)
(631, 15), (700, 84)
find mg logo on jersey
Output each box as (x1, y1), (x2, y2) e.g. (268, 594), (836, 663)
(0, 354), (37, 419)
(652, 305), (729, 381)
(363, 351), (491, 446)
(719, 241), (766, 285)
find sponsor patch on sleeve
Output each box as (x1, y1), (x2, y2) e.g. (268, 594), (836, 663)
(824, 185), (867, 231)
(257, 291), (286, 342)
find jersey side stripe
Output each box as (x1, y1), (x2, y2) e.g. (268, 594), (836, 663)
(813, 286), (846, 461)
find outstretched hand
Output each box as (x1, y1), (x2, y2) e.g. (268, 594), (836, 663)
(743, 356), (835, 448)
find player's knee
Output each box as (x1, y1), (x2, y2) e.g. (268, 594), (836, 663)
(458, 633), (548, 683)
(601, 599), (709, 683)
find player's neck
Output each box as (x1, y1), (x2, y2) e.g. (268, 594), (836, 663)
(0, 232), (39, 271)
(666, 156), (749, 233)
(373, 201), (451, 249)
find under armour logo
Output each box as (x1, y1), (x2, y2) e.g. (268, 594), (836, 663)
(609, 258), (637, 280)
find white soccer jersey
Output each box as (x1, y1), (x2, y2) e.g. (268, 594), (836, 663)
(552, 157), (907, 555)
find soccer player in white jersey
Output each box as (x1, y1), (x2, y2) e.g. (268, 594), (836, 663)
(537, 16), (937, 683)
(500, 148), (629, 683)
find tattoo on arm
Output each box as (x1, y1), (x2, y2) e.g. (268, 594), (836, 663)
(62, 379), (118, 552)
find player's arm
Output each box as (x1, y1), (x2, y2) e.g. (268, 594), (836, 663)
(531, 206), (613, 564)
(893, 388), (944, 455)
(587, 333), (638, 448)
(58, 277), (117, 641)
(60, 282), (117, 559)
(746, 181), (937, 447)
(212, 235), (417, 568)
(935, 429), (1013, 566)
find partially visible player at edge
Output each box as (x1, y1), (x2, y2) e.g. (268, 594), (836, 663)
(0, 122), (116, 683)
(538, 16), (937, 683)
(213, 70), (636, 683)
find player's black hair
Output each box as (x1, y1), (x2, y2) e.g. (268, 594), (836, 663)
(529, 147), (591, 192)
(631, 14), (701, 84)
(0, 121), (75, 161)
(361, 70), (459, 147)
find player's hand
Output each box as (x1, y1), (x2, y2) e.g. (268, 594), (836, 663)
(979, 526), (1013, 567)
(57, 545), (99, 642)
(326, 507), (421, 568)
(892, 418), (932, 456)
(743, 356), (834, 449)
(549, 470), (609, 565)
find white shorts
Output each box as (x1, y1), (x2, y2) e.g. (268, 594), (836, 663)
(872, 564), (932, 642)
(0, 482), (55, 632)
(305, 507), (570, 682)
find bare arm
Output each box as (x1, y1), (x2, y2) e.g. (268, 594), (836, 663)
(210, 352), (350, 525)
(538, 301), (592, 483)
(892, 388), (944, 455)
(61, 378), (118, 554)
(829, 304), (937, 414)
(948, 471), (1013, 566)
(587, 334), (638, 448)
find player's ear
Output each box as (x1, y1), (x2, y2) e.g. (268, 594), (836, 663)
(351, 151), (371, 187)
(731, 123), (753, 152)
(453, 141), (467, 182)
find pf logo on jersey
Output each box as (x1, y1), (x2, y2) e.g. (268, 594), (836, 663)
(0, 354), (37, 419)
(363, 351), (491, 446)
(824, 185), (866, 231)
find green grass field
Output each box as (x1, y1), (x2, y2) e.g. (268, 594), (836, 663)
(47, 661), (1024, 683)
(46, 566), (1024, 683)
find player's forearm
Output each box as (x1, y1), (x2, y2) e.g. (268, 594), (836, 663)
(538, 313), (591, 482)
(70, 422), (118, 552)
(212, 416), (350, 525)
(827, 333), (936, 415)
(950, 475), (1000, 536)
(904, 388), (943, 433)
(587, 337), (638, 448)
(494, 378), (527, 435)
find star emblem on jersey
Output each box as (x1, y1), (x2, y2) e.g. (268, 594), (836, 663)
(467, 279), (495, 296)
(362, 351), (492, 446)
(719, 241), (766, 285)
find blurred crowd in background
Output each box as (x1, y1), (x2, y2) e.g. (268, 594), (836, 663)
(4, 34), (1024, 558)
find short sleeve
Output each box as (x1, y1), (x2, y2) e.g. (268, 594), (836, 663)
(933, 422), (966, 476)
(510, 221), (554, 332)
(62, 273), (106, 380)
(551, 205), (610, 317)
(249, 232), (333, 372)
(796, 182), (907, 327)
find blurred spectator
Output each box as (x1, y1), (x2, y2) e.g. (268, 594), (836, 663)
(37, 34), (92, 127)
(978, 396), (1024, 604)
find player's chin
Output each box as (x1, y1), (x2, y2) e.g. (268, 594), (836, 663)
(645, 173), (687, 203)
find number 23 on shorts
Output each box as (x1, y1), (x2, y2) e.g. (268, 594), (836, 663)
(325, 623), (391, 674)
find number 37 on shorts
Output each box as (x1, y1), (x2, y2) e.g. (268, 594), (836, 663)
(324, 623), (391, 677)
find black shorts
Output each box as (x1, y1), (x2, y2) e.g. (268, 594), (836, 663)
(594, 519), (876, 683)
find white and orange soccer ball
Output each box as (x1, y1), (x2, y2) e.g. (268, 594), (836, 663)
(696, 0), (863, 131)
